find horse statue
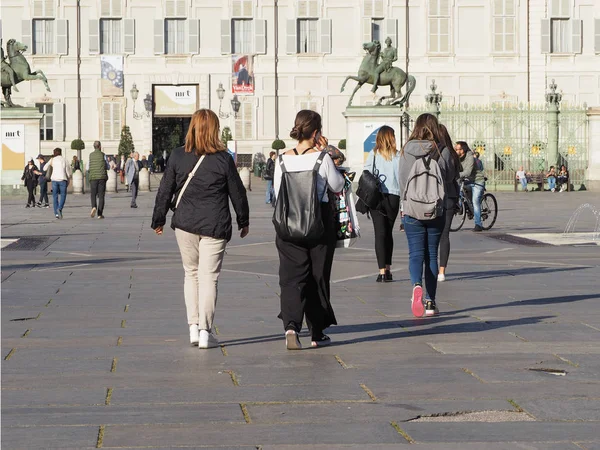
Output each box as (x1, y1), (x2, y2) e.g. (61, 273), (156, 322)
(1, 39), (51, 107)
(341, 40), (416, 108)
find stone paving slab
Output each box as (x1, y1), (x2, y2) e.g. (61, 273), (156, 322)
(0, 426), (99, 450)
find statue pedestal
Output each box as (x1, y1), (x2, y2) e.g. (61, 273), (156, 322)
(343, 107), (406, 176)
(0, 107), (43, 195)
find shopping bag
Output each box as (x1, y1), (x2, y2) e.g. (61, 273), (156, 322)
(333, 172), (360, 249)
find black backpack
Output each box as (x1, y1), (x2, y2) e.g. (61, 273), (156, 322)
(272, 151), (326, 243)
(355, 155), (382, 211)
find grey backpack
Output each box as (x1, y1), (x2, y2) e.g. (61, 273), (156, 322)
(402, 154), (445, 220)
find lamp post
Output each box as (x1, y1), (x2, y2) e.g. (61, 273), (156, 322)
(130, 83), (152, 119)
(217, 82), (241, 119)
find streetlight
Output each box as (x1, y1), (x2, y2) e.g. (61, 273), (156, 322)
(130, 83), (152, 119)
(217, 82), (241, 119)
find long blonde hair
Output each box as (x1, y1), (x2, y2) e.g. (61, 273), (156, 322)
(374, 125), (397, 161)
(184, 109), (226, 156)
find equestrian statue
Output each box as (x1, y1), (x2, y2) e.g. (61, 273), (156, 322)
(1, 39), (51, 107)
(341, 38), (416, 108)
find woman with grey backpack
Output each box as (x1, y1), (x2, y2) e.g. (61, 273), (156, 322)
(400, 113), (453, 318)
(273, 110), (344, 350)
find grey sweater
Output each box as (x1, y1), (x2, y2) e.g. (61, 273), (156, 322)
(399, 141), (451, 199)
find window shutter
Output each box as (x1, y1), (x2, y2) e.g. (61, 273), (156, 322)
(308, 0), (319, 17)
(440, 0), (450, 15)
(505, 0), (515, 16)
(363, 0), (372, 17)
(286, 19), (297, 54)
(319, 18), (332, 54)
(112, 104), (121, 140)
(102, 103), (111, 140)
(123, 18), (135, 54)
(571, 18), (582, 54)
(22, 20), (33, 54)
(243, 101), (253, 139)
(232, 0), (242, 17)
(363, 18), (372, 43)
(89, 19), (99, 54)
(297, 1), (308, 17)
(52, 103), (65, 142)
(541, 18), (551, 53)
(176, 0), (186, 16)
(154, 19), (164, 54)
(221, 19), (231, 54)
(188, 19), (200, 54)
(595, 18), (600, 54)
(165, 0), (176, 17)
(33, 0), (54, 18)
(373, 0), (384, 17)
(298, 0), (318, 18)
(112, 0), (122, 17)
(243, 0), (253, 16)
(56, 19), (68, 55)
(254, 19), (267, 55)
(101, 0), (121, 17)
(384, 18), (398, 47)
(439, 18), (450, 53)
(505, 17), (515, 52)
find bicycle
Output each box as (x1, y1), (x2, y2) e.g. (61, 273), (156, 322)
(450, 178), (498, 231)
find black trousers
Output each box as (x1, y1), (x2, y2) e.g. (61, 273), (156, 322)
(371, 194), (400, 269)
(130, 177), (139, 206)
(38, 180), (48, 204)
(90, 179), (107, 216)
(276, 203), (337, 336)
(439, 198), (457, 268)
(25, 181), (36, 205)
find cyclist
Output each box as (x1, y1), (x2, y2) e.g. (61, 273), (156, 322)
(455, 141), (486, 232)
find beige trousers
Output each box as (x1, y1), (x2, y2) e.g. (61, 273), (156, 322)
(175, 228), (227, 330)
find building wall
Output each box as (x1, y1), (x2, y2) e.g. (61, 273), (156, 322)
(1, 0), (599, 161)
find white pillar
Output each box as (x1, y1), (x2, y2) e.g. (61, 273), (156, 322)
(72, 170), (84, 194)
(106, 169), (117, 193)
(586, 107), (600, 192)
(239, 167), (251, 190)
(139, 168), (150, 192)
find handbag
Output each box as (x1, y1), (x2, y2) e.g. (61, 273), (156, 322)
(355, 154), (382, 211)
(171, 155), (205, 211)
(333, 172), (361, 248)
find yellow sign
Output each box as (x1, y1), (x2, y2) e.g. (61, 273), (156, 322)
(154, 85), (198, 117)
(1, 124), (25, 170)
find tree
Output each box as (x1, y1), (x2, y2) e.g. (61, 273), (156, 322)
(70, 139), (85, 151)
(221, 127), (233, 147)
(338, 139), (346, 150)
(271, 139), (286, 152)
(118, 125), (135, 159)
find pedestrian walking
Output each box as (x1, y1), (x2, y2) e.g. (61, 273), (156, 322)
(125, 152), (142, 208)
(152, 109), (249, 349)
(87, 141), (109, 219)
(35, 155), (49, 208)
(46, 148), (72, 219)
(21, 158), (39, 208)
(118, 155), (126, 185)
(363, 125), (401, 282)
(437, 124), (461, 282)
(264, 151), (276, 204)
(400, 113), (452, 317)
(273, 110), (345, 350)
(148, 153), (154, 173)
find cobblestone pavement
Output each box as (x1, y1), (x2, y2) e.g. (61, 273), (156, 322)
(2, 181), (600, 449)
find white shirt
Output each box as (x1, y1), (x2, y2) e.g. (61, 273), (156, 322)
(516, 170), (526, 180)
(48, 155), (72, 182)
(274, 151), (345, 203)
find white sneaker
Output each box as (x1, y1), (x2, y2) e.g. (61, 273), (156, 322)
(90, 207), (97, 218)
(198, 329), (219, 349)
(189, 324), (199, 346)
(438, 273), (446, 282)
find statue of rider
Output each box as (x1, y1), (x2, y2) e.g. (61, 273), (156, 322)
(1, 40), (20, 92)
(371, 37), (397, 93)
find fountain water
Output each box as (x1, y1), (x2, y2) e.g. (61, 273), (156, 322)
(563, 204), (600, 241)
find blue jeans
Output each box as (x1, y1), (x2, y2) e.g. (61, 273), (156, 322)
(520, 178), (528, 190)
(403, 215), (444, 301)
(265, 179), (274, 203)
(51, 181), (68, 216)
(547, 176), (556, 191)
(472, 183), (484, 227)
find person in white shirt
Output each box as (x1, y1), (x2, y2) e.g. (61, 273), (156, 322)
(273, 110), (344, 350)
(516, 166), (529, 192)
(46, 148), (72, 219)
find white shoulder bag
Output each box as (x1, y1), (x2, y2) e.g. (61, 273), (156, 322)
(175, 155), (205, 209)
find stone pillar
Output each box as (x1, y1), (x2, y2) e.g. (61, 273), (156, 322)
(586, 107), (600, 192)
(545, 79), (562, 169)
(72, 170), (84, 194)
(107, 169), (117, 193)
(425, 80), (442, 119)
(139, 168), (150, 192)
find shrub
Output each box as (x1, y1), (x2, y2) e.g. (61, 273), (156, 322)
(338, 139), (346, 150)
(271, 139), (286, 151)
(70, 139), (85, 151)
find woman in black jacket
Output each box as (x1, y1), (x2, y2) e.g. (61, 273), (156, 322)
(151, 109), (250, 349)
(22, 159), (39, 208)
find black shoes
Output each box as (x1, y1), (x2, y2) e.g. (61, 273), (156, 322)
(376, 274), (384, 283)
(131, 204), (138, 208)
(473, 225), (483, 232)
(384, 270), (393, 282)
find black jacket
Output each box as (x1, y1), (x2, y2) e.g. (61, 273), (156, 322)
(264, 158), (275, 180)
(151, 147), (249, 241)
(22, 164), (39, 185)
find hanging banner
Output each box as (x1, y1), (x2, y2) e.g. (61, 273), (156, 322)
(154, 85), (199, 116)
(101, 55), (124, 96)
(1, 124), (25, 170)
(232, 55), (254, 95)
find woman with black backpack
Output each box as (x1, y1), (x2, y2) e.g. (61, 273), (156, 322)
(273, 110), (344, 350)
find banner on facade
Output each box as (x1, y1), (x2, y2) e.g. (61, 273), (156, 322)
(153, 85), (199, 116)
(363, 123), (401, 161)
(101, 55), (124, 96)
(1, 124), (25, 170)
(232, 55), (254, 95)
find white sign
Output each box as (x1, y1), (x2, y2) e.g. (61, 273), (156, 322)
(154, 85), (198, 116)
(1, 123), (25, 170)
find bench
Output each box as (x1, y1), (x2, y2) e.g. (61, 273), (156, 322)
(514, 172), (570, 192)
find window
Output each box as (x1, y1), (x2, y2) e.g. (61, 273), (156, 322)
(37, 103), (53, 141)
(33, 19), (54, 54)
(493, 0), (515, 53)
(550, 0), (570, 18)
(165, 19), (185, 54)
(551, 19), (570, 53)
(372, 18), (383, 42)
(428, 0), (451, 54)
(298, 19), (318, 53)
(101, 102), (122, 141)
(100, 19), (121, 54)
(363, 0), (384, 17)
(232, 19), (253, 54)
(234, 99), (254, 140)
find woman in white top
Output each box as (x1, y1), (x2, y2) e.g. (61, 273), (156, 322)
(273, 110), (345, 350)
(47, 147), (72, 219)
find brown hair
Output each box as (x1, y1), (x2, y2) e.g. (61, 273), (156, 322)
(402, 113), (440, 157)
(290, 110), (322, 142)
(184, 109), (226, 156)
(374, 125), (397, 161)
(269, 151), (276, 158)
(439, 123), (461, 169)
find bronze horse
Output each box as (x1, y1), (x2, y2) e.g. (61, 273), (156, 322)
(2, 39), (51, 107)
(341, 41), (416, 107)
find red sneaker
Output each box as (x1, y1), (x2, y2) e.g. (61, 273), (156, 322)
(411, 285), (424, 317)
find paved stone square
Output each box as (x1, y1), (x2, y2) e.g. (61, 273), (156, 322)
(2, 181), (600, 449)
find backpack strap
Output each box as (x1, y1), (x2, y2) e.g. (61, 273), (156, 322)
(292, 148), (299, 155)
(312, 151), (327, 172)
(176, 154), (205, 209)
(278, 155), (288, 173)
(422, 155), (432, 171)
